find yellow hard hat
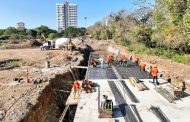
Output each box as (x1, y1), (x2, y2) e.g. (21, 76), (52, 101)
(153, 64), (157, 68)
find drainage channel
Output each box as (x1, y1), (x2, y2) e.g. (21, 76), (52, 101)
(108, 81), (138, 122)
(58, 48), (92, 122)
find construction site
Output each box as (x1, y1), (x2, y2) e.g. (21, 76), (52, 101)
(0, 39), (190, 122)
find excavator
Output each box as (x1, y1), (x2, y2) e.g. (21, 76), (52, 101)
(40, 34), (54, 50)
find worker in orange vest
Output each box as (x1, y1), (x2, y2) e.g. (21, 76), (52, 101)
(118, 54), (126, 66)
(140, 62), (146, 71)
(73, 80), (81, 99)
(151, 65), (159, 85)
(107, 54), (114, 66)
(134, 57), (139, 66)
(91, 59), (97, 67)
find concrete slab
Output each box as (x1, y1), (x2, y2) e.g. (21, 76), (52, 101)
(74, 80), (125, 122)
(74, 79), (190, 122)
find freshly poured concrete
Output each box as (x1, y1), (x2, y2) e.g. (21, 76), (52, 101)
(74, 79), (190, 122)
(74, 64), (190, 122)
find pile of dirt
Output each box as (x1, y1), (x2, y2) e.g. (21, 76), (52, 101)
(19, 40), (42, 48)
(0, 39), (42, 49)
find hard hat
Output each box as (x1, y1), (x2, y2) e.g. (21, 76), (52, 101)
(153, 64), (157, 68)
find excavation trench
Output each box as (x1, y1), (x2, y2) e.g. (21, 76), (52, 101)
(20, 48), (91, 122)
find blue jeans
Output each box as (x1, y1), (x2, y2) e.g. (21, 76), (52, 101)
(153, 76), (158, 83)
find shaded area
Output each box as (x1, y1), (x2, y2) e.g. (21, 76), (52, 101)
(119, 80), (139, 103)
(108, 81), (138, 122)
(88, 67), (117, 79)
(150, 106), (171, 122)
(115, 65), (150, 79)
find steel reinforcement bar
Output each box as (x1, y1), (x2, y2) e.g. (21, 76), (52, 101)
(58, 105), (69, 122)
(108, 81), (138, 122)
(119, 80), (139, 103)
(150, 106), (170, 122)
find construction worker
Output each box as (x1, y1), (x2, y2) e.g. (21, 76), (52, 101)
(91, 59), (97, 67)
(67, 39), (74, 52)
(151, 65), (159, 85)
(148, 65), (153, 77)
(99, 57), (104, 68)
(134, 57), (139, 66)
(140, 62), (146, 71)
(118, 54), (126, 66)
(73, 80), (81, 99)
(107, 54), (114, 66)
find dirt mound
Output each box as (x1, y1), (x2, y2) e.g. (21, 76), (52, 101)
(19, 40), (41, 48)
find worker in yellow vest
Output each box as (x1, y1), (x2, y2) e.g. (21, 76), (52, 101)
(67, 39), (74, 52)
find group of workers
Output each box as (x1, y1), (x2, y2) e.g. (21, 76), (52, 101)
(134, 56), (159, 85)
(91, 53), (160, 85)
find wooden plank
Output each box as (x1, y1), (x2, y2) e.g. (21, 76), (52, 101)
(129, 77), (148, 91)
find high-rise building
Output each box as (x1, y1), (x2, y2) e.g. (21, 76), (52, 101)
(56, 1), (77, 32)
(16, 22), (25, 30)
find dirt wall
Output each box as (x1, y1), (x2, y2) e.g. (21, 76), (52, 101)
(20, 72), (74, 122)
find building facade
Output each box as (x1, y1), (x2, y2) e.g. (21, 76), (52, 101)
(16, 22), (25, 30)
(56, 1), (77, 32)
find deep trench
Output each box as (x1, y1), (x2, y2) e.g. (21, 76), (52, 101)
(20, 47), (91, 122)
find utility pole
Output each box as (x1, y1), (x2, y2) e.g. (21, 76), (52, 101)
(84, 17), (87, 27)
(84, 17), (87, 37)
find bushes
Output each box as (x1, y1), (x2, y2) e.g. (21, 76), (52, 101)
(128, 42), (190, 64)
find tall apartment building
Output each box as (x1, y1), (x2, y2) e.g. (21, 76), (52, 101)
(16, 22), (25, 30)
(56, 1), (77, 32)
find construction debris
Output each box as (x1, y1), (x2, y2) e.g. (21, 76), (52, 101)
(82, 80), (95, 93)
(129, 77), (148, 91)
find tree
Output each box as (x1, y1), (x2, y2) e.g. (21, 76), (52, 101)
(48, 33), (57, 40)
(26, 29), (37, 38)
(35, 25), (57, 38)
(4, 27), (18, 35)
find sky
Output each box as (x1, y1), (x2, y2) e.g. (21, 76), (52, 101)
(0, 0), (137, 30)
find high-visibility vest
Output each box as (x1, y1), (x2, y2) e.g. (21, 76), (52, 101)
(119, 55), (125, 61)
(73, 81), (81, 89)
(140, 63), (146, 69)
(151, 68), (158, 76)
(134, 57), (139, 62)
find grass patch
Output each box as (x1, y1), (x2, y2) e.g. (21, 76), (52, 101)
(128, 42), (190, 65)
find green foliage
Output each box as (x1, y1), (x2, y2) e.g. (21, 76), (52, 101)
(48, 33), (57, 40)
(35, 25), (56, 38)
(64, 27), (86, 37)
(4, 27), (18, 35)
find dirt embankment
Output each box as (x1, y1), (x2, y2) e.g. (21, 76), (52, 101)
(0, 48), (87, 122)
(110, 43), (190, 92)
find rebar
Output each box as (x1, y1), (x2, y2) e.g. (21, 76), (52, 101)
(130, 104), (143, 122)
(150, 106), (170, 122)
(119, 80), (139, 103)
(58, 105), (70, 122)
(155, 87), (175, 103)
(108, 81), (138, 122)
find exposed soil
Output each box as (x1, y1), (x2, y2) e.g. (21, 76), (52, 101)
(0, 48), (84, 122)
